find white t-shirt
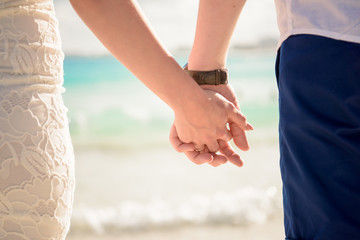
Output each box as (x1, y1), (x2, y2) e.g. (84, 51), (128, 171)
(274, 0), (360, 48)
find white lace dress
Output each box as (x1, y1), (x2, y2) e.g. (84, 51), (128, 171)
(0, 0), (75, 239)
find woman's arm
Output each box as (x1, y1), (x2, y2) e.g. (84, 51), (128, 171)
(69, 0), (250, 160)
(69, 0), (201, 111)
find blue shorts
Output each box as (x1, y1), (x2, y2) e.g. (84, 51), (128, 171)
(276, 35), (360, 240)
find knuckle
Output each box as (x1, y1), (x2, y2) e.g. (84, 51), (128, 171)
(216, 128), (226, 137)
(209, 162), (220, 167)
(181, 137), (191, 144)
(220, 130), (231, 140)
(192, 157), (206, 165)
(204, 135), (214, 142)
(210, 145), (220, 153)
(194, 160), (205, 165)
(169, 136), (177, 145)
(175, 146), (183, 153)
(240, 113), (246, 121)
(226, 101), (235, 109)
(224, 148), (233, 156)
(236, 112), (246, 122)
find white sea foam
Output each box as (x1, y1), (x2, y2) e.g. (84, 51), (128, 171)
(69, 186), (280, 234)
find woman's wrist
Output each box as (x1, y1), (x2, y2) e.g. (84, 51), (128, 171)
(171, 82), (209, 116)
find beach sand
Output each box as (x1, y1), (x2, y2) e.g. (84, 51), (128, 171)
(68, 130), (283, 240)
(68, 211), (284, 240)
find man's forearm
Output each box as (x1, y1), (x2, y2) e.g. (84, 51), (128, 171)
(188, 0), (246, 70)
(187, 0), (251, 154)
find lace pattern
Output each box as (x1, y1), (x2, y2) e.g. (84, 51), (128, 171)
(0, 1), (75, 239)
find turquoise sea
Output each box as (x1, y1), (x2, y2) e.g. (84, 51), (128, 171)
(63, 51), (279, 148)
(62, 50), (282, 235)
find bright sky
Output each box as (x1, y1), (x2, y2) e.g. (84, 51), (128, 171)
(54, 0), (279, 55)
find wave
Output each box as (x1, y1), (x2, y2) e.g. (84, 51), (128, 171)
(69, 186), (280, 234)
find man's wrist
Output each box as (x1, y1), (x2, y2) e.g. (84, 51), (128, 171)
(183, 63), (228, 85)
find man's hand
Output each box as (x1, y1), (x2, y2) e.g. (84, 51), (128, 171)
(167, 0), (248, 167)
(201, 84), (251, 151)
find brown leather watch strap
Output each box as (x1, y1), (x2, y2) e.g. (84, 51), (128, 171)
(184, 65), (228, 85)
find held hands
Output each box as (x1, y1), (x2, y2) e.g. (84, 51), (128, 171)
(201, 84), (252, 151)
(170, 86), (253, 167)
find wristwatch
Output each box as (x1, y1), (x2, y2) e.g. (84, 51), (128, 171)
(183, 63), (228, 85)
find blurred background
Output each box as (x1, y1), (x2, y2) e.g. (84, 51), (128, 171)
(53, 0), (283, 239)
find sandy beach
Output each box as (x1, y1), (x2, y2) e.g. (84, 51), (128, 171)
(68, 211), (284, 240)
(67, 130), (283, 240)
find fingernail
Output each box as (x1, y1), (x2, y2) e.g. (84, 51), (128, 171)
(246, 122), (254, 130)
